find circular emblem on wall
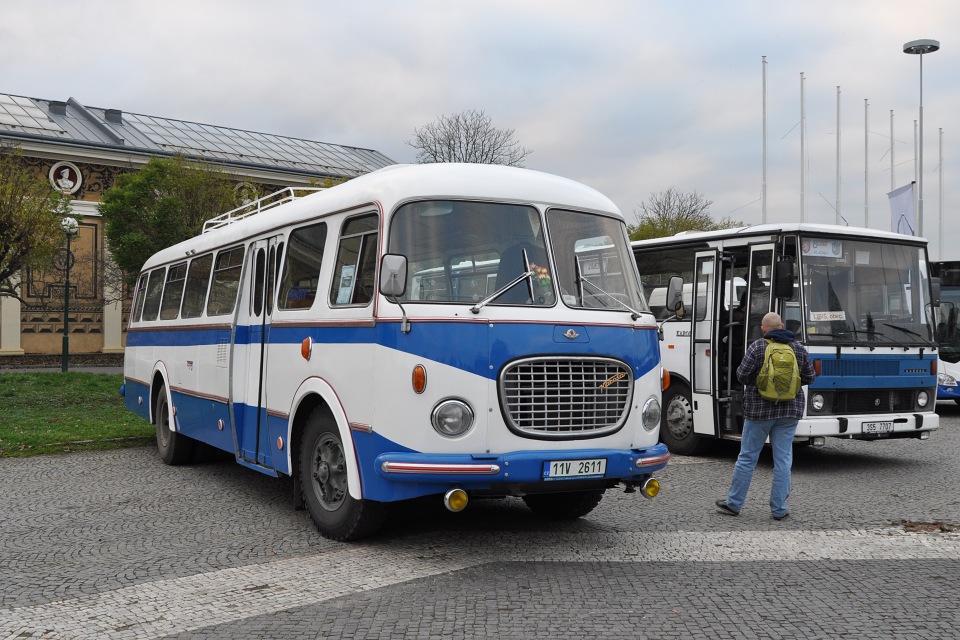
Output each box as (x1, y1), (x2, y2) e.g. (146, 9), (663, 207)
(49, 161), (82, 194)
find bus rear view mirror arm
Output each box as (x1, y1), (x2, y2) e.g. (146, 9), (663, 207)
(380, 254), (411, 333)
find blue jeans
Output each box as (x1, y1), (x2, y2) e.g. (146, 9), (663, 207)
(725, 416), (798, 517)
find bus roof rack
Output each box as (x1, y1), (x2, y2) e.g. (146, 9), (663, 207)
(202, 187), (324, 233)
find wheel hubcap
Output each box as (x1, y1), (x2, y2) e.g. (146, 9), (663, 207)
(311, 435), (346, 511)
(665, 396), (693, 438)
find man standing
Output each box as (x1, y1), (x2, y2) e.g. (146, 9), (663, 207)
(716, 311), (816, 520)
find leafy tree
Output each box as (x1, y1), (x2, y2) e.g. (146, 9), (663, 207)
(98, 156), (239, 282)
(628, 188), (743, 241)
(406, 109), (532, 166)
(0, 145), (72, 302)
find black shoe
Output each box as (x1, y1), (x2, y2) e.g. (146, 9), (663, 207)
(715, 499), (739, 516)
(772, 512), (790, 521)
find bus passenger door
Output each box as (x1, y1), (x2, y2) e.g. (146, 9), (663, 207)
(238, 237), (281, 466)
(690, 250), (718, 436)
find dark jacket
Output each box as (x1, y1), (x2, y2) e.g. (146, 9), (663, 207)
(736, 328), (817, 419)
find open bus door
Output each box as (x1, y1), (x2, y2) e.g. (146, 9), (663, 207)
(690, 250), (719, 439)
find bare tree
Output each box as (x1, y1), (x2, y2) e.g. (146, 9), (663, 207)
(628, 188), (742, 240)
(407, 110), (531, 167)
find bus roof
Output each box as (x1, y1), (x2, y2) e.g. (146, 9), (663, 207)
(142, 163), (621, 271)
(631, 222), (930, 248)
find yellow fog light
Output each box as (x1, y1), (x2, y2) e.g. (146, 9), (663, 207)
(641, 478), (660, 499)
(444, 488), (469, 512)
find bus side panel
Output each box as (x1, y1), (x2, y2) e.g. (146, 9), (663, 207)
(171, 389), (235, 453)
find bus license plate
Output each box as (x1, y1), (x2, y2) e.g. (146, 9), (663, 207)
(863, 421), (894, 434)
(543, 458), (606, 480)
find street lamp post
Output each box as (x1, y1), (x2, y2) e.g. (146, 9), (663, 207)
(60, 217), (79, 373)
(903, 38), (940, 237)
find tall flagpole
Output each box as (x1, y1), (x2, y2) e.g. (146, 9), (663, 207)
(800, 72), (806, 221)
(940, 127), (944, 260)
(836, 86), (841, 224)
(762, 56), (767, 223)
(890, 110), (895, 190)
(864, 99), (869, 227)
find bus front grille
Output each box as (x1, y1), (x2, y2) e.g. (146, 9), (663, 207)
(499, 357), (633, 439)
(830, 389), (915, 414)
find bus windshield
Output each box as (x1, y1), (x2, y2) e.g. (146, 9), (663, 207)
(389, 200), (645, 312)
(800, 236), (934, 346)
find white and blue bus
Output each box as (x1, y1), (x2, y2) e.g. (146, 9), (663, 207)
(123, 163), (669, 540)
(931, 260), (960, 403)
(633, 223), (940, 455)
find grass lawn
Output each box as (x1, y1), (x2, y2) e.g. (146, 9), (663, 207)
(0, 372), (154, 457)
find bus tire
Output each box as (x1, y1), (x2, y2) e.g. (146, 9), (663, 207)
(300, 407), (386, 541)
(154, 384), (194, 465)
(661, 382), (712, 455)
(523, 489), (604, 519)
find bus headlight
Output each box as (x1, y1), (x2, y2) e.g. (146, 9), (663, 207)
(431, 399), (475, 437)
(810, 393), (825, 412)
(917, 390), (929, 408)
(641, 397), (661, 431)
(939, 372), (958, 387)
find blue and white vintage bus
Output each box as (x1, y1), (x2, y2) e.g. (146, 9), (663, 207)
(634, 223), (940, 455)
(123, 163), (669, 540)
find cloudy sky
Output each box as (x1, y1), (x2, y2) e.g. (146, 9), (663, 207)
(3, 0), (959, 258)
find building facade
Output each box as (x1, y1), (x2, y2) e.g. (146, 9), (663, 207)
(0, 93), (394, 356)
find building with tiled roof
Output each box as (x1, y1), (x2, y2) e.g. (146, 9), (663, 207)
(0, 93), (395, 357)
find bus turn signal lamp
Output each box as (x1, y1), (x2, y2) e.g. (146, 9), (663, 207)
(412, 364), (427, 394)
(444, 488), (468, 512)
(661, 368), (671, 391)
(641, 478), (660, 499)
(301, 337), (313, 361)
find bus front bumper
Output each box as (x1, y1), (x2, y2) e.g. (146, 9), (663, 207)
(797, 412), (938, 439)
(372, 443), (669, 497)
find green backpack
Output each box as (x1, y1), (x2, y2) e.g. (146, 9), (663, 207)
(756, 339), (801, 402)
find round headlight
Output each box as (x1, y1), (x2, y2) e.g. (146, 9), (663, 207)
(641, 397), (661, 431)
(917, 390), (929, 408)
(811, 393), (825, 412)
(431, 399), (475, 437)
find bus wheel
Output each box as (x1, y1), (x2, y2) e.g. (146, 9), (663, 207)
(300, 408), (386, 541)
(661, 383), (711, 455)
(155, 384), (194, 465)
(523, 490), (604, 519)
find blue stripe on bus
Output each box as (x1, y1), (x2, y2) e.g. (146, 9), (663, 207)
(127, 321), (661, 380)
(808, 353), (938, 389)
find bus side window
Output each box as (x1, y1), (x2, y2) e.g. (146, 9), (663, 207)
(141, 267), (166, 322)
(279, 223), (326, 310)
(159, 262), (187, 320)
(181, 254), (213, 319)
(330, 213), (378, 307)
(207, 246), (245, 316)
(131, 273), (149, 323)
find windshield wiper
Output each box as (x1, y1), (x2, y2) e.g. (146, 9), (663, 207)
(470, 248), (534, 314)
(881, 322), (937, 348)
(574, 257), (642, 320)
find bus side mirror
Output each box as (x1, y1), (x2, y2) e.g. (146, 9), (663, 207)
(931, 276), (941, 305)
(773, 259), (795, 299)
(379, 254), (408, 298)
(666, 275), (685, 318)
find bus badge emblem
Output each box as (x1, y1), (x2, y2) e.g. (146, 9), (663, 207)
(563, 329), (580, 340)
(599, 372), (626, 392)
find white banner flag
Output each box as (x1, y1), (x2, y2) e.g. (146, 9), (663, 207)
(888, 182), (916, 236)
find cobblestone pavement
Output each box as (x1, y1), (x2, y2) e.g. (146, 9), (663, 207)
(3, 405), (960, 639)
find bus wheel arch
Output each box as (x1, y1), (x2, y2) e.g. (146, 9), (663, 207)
(152, 376), (194, 465)
(297, 403), (387, 541)
(660, 380), (712, 455)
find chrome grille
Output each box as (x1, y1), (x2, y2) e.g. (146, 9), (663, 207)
(499, 357), (633, 439)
